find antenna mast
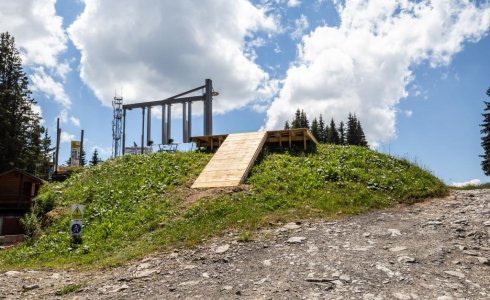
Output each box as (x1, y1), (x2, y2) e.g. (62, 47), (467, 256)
(112, 93), (123, 157)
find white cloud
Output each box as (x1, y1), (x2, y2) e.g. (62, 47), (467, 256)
(60, 131), (76, 143)
(68, 0), (279, 115)
(452, 179), (481, 187)
(70, 116), (80, 127)
(291, 14), (309, 39)
(57, 109), (80, 127)
(287, 0), (301, 8)
(0, 0), (67, 68)
(403, 110), (413, 118)
(0, 0), (71, 113)
(30, 67), (71, 108)
(264, 0), (490, 145)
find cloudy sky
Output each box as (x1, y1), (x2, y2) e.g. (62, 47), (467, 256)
(1, 0), (489, 185)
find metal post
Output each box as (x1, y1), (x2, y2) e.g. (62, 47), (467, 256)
(188, 101), (192, 141)
(204, 79), (213, 135)
(167, 104), (172, 143)
(55, 118), (60, 172)
(79, 129), (84, 166)
(182, 102), (187, 143)
(122, 109), (126, 155)
(141, 107), (145, 154)
(147, 106), (152, 146)
(162, 105), (167, 145)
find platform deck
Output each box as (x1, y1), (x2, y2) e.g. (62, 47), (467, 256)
(191, 131), (268, 188)
(191, 128), (318, 151)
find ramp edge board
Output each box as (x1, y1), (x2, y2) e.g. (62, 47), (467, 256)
(192, 131), (268, 188)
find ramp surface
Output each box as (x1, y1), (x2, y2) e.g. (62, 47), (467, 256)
(192, 131), (268, 188)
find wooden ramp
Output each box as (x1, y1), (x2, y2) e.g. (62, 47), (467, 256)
(191, 131), (268, 188)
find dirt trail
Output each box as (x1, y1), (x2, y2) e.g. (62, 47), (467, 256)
(1, 190), (489, 299)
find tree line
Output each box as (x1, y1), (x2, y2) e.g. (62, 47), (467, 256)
(0, 32), (101, 179)
(284, 109), (368, 147)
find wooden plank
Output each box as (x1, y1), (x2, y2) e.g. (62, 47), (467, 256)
(192, 131), (268, 188)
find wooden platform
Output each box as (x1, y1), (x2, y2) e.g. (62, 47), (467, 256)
(191, 131), (268, 188)
(191, 128), (318, 151)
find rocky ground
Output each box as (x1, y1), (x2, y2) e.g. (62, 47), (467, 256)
(1, 189), (490, 300)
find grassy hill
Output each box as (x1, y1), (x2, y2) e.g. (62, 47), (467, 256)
(0, 145), (447, 269)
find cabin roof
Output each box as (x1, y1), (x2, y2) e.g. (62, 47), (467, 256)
(0, 168), (44, 184)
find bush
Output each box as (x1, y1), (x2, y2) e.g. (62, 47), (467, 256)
(20, 212), (39, 238)
(33, 191), (56, 217)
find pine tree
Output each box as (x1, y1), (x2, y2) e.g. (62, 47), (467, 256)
(356, 119), (368, 147)
(90, 149), (102, 166)
(328, 118), (340, 144)
(38, 128), (53, 179)
(480, 87), (490, 175)
(346, 113), (358, 145)
(0, 32), (43, 173)
(299, 110), (309, 129)
(338, 121), (346, 145)
(318, 115), (326, 143)
(291, 109), (301, 128)
(310, 118), (320, 141)
(284, 121), (290, 130)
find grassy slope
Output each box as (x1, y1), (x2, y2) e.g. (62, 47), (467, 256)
(0, 145), (447, 269)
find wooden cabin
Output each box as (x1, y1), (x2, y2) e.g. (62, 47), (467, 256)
(0, 168), (43, 236)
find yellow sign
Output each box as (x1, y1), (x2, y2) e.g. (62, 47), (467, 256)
(70, 204), (84, 220)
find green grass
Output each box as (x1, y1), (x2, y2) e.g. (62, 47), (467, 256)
(450, 182), (490, 190)
(0, 145), (447, 269)
(55, 284), (82, 296)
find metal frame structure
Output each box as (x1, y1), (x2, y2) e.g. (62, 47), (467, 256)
(112, 96), (123, 158)
(121, 79), (214, 155)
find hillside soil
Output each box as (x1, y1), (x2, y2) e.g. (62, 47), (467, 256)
(1, 189), (489, 299)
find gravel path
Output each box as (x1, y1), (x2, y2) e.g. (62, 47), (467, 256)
(1, 189), (489, 299)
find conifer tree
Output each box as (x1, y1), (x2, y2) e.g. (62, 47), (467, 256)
(480, 87), (490, 175)
(284, 121), (290, 130)
(0, 32), (44, 173)
(310, 118), (320, 141)
(338, 121), (346, 145)
(38, 128), (54, 179)
(291, 109), (301, 128)
(299, 109), (309, 129)
(346, 113), (358, 145)
(90, 149), (102, 166)
(328, 118), (340, 144)
(318, 115), (326, 143)
(356, 119), (368, 147)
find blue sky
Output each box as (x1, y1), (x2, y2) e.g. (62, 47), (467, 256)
(1, 0), (489, 185)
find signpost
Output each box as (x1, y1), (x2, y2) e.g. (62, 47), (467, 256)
(70, 141), (81, 166)
(70, 204), (84, 242)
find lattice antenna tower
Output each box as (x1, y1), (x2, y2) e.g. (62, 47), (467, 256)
(112, 92), (123, 157)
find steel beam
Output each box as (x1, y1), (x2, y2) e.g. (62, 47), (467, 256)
(147, 106), (152, 146)
(188, 101), (192, 141)
(122, 109), (126, 155)
(182, 102), (187, 143)
(204, 79), (213, 135)
(162, 105), (167, 145)
(80, 129), (84, 166)
(141, 107), (145, 154)
(167, 104), (172, 143)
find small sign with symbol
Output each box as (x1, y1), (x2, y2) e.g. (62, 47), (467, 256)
(70, 220), (83, 237)
(71, 204), (84, 220)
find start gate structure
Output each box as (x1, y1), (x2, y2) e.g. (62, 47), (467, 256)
(120, 79), (216, 155)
